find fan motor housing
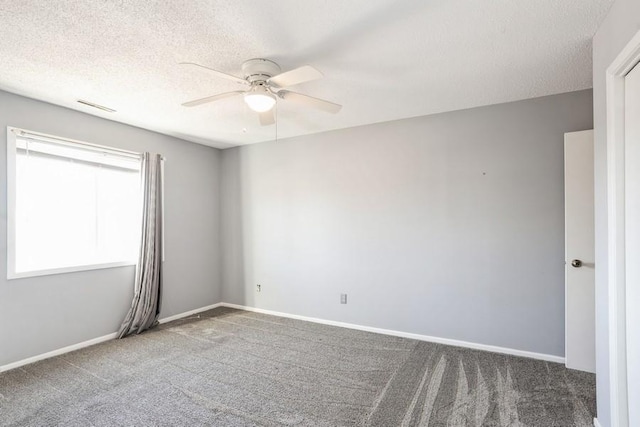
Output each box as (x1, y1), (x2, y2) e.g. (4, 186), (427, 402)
(242, 58), (281, 83)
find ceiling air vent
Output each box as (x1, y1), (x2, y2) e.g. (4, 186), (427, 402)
(77, 99), (116, 113)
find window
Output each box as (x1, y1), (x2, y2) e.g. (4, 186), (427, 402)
(6, 127), (142, 279)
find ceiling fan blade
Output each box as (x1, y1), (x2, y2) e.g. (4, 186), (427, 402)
(179, 62), (248, 85)
(268, 65), (323, 88)
(182, 91), (244, 107)
(279, 91), (342, 114)
(259, 109), (275, 126)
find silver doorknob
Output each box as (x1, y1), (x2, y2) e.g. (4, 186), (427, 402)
(571, 259), (583, 268)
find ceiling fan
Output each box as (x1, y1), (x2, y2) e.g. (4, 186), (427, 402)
(180, 58), (342, 126)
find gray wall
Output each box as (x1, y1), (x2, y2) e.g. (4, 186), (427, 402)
(0, 90), (222, 367)
(221, 90), (593, 357)
(593, 2), (640, 426)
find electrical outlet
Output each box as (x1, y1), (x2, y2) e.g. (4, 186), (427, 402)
(340, 294), (347, 304)
(256, 284), (261, 292)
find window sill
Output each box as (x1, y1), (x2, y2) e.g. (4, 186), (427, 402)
(7, 261), (137, 280)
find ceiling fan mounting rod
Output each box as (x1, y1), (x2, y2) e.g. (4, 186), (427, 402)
(242, 58), (281, 83)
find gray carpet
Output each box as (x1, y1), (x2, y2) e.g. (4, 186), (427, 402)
(0, 307), (595, 426)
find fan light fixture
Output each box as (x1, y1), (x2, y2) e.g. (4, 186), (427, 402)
(180, 59), (342, 122)
(244, 86), (276, 112)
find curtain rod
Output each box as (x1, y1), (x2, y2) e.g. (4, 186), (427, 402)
(10, 127), (143, 159)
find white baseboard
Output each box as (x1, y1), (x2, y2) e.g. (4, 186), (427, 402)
(0, 302), (224, 373)
(158, 302), (223, 324)
(0, 332), (118, 373)
(220, 303), (566, 364)
(593, 417), (602, 427)
(0, 301), (565, 373)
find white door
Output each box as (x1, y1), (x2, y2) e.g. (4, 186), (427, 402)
(624, 61), (640, 426)
(565, 130), (595, 373)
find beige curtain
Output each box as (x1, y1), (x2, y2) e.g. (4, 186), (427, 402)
(118, 153), (163, 338)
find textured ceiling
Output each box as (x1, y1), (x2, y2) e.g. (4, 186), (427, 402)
(0, 0), (613, 148)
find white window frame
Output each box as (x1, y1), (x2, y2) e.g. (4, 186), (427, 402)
(6, 126), (142, 280)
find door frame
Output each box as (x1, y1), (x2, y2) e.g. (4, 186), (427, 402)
(605, 28), (640, 427)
